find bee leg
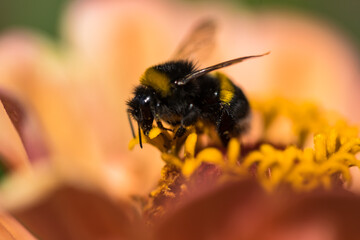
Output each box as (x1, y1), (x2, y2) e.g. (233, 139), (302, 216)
(156, 120), (174, 132)
(216, 110), (236, 146)
(174, 110), (199, 139)
(174, 125), (187, 139)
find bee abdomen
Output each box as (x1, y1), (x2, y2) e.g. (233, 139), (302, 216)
(215, 72), (235, 104)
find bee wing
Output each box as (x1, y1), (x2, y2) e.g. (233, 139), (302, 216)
(171, 19), (216, 63)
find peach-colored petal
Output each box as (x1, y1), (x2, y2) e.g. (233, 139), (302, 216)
(62, 0), (172, 150)
(0, 29), (160, 207)
(0, 32), (118, 205)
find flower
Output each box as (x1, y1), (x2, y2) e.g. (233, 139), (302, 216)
(0, 0), (359, 239)
(136, 97), (360, 222)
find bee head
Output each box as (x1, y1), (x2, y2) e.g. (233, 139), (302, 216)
(127, 86), (154, 136)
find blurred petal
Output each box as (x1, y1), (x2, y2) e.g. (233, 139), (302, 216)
(154, 179), (360, 240)
(12, 185), (145, 240)
(62, 0), (172, 150)
(256, 191), (360, 240)
(154, 179), (268, 240)
(0, 30), (140, 201)
(0, 97), (29, 171)
(0, 90), (48, 162)
(0, 31), (61, 164)
(0, 211), (36, 240)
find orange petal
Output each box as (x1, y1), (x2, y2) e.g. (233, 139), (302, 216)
(0, 211), (36, 240)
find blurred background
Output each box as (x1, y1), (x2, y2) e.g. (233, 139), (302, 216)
(0, 0), (359, 52)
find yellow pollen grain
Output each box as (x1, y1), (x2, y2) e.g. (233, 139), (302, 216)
(215, 72), (234, 104)
(140, 68), (170, 97)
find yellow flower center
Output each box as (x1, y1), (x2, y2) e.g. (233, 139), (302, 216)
(129, 97), (360, 194)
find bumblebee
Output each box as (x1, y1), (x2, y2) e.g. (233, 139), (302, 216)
(127, 19), (269, 148)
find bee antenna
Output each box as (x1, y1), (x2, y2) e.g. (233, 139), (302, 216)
(128, 112), (136, 138)
(138, 123), (143, 149)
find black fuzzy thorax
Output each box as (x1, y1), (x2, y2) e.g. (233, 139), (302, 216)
(152, 60), (196, 84)
(150, 61), (200, 123)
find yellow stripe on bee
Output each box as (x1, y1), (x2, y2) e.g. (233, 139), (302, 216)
(140, 67), (170, 97)
(215, 72), (234, 104)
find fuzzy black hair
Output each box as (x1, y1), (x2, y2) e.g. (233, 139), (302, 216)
(152, 60), (196, 83)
